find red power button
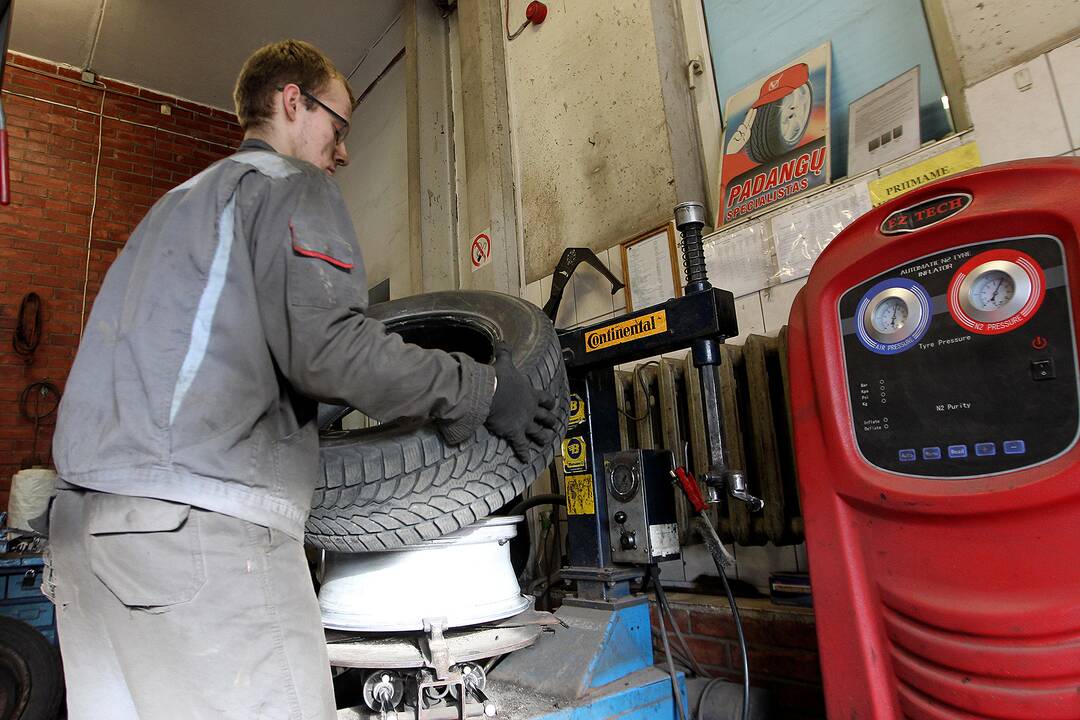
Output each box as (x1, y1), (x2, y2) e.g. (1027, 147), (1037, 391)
(1032, 336), (1048, 350)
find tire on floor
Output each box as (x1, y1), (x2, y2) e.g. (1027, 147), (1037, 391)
(306, 290), (569, 552)
(0, 616), (64, 720)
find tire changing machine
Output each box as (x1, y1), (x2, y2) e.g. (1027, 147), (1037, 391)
(488, 202), (759, 718)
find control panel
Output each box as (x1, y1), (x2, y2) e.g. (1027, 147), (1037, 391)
(839, 234), (1079, 477)
(603, 449), (680, 564)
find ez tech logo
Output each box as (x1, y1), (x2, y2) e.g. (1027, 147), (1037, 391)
(881, 193), (971, 235)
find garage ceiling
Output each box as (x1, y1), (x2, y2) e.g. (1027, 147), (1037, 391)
(9, 0), (405, 111)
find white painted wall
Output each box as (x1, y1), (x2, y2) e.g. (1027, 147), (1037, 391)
(966, 39), (1080, 163)
(503, 0), (706, 283)
(941, 0), (1080, 86)
(337, 58), (411, 299)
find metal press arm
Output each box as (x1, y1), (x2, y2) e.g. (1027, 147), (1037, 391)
(674, 202), (763, 511)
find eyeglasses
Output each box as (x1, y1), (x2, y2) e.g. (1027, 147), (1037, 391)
(279, 85), (350, 145)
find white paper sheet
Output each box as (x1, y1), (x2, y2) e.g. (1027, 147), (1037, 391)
(772, 182), (873, 282)
(847, 67), (921, 176)
(626, 228), (677, 310)
(702, 222), (775, 298)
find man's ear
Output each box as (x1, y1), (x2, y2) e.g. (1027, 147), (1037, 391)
(280, 83), (302, 122)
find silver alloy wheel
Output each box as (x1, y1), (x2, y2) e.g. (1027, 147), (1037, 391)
(779, 84), (812, 144)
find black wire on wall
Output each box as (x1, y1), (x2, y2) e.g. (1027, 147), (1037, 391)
(12, 291), (41, 363)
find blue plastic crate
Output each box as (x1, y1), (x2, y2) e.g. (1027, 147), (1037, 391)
(0, 552), (57, 645)
(5, 567), (43, 599)
(0, 599), (54, 629)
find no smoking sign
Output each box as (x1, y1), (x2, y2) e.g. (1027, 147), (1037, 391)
(470, 231), (492, 271)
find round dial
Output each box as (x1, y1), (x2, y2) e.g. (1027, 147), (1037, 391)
(608, 464), (638, 501)
(871, 296), (910, 334)
(856, 280), (930, 354)
(948, 251), (1045, 334)
(969, 269), (1015, 312)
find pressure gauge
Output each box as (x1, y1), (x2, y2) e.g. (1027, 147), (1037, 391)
(608, 463), (639, 501)
(870, 296), (910, 334)
(856, 279), (931, 354)
(969, 270), (1015, 311)
(948, 250), (1045, 334)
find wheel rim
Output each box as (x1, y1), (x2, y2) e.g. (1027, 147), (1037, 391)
(779, 84), (812, 144)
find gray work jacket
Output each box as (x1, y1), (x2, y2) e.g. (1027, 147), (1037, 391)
(53, 140), (495, 539)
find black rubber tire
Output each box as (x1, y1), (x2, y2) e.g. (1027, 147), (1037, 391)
(747, 82), (813, 164)
(0, 617), (64, 720)
(306, 291), (569, 552)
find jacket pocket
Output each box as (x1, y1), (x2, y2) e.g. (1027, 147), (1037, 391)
(287, 222), (356, 309)
(87, 495), (206, 609)
(272, 423), (320, 501)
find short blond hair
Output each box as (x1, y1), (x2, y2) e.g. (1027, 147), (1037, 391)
(233, 39), (354, 131)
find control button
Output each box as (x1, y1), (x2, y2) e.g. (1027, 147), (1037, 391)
(922, 447), (942, 460)
(1003, 440), (1026, 455)
(898, 449), (917, 462)
(613, 511), (628, 524)
(975, 442), (996, 457)
(1031, 359), (1055, 380)
(947, 445), (968, 458)
(620, 532), (637, 550)
(1032, 336), (1048, 350)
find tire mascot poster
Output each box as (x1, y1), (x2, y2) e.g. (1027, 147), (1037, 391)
(719, 42), (831, 226)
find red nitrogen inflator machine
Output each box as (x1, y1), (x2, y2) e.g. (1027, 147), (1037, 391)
(788, 158), (1080, 719)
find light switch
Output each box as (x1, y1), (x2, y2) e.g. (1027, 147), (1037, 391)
(1014, 67), (1033, 92)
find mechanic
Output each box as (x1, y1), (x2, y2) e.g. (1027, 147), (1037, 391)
(43, 39), (557, 720)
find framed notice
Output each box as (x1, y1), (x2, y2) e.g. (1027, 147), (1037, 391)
(847, 66), (921, 176)
(620, 223), (682, 312)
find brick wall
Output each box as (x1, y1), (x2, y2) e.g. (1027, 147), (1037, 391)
(0, 52), (243, 508)
(651, 593), (825, 719)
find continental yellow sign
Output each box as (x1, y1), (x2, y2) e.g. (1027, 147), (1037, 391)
(869, 143), (981, 206)
(584, 310), (668, 352)
(565, 474), (596, 515)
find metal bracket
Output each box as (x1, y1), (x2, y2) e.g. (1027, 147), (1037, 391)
(543, 247), (625, 324)
(726, 470), (764, 512)
(421, 618), (451, 679)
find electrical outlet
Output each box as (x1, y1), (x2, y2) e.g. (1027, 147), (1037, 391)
(80, 70), (96, 84)
(160, 104), (172, 116)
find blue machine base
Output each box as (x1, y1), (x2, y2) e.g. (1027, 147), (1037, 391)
(488, 597), (687, 719)
(488, 668), (686, 719)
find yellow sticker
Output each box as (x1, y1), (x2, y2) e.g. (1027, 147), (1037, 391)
(565, 474), (596, 515)
(562, 436), (588, 473)
(568, 394), (585, 428)
(584, 310), (668, 352)
(868, 143), (982, 206)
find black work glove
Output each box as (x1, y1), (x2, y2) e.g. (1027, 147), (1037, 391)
(485, 344), (559, 461)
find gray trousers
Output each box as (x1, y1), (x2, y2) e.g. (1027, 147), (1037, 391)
(44, 489), (336, 720)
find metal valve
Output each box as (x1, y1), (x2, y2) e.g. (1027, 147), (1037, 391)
(362, 670), (403, 717)
(449, 663), (497, 717)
